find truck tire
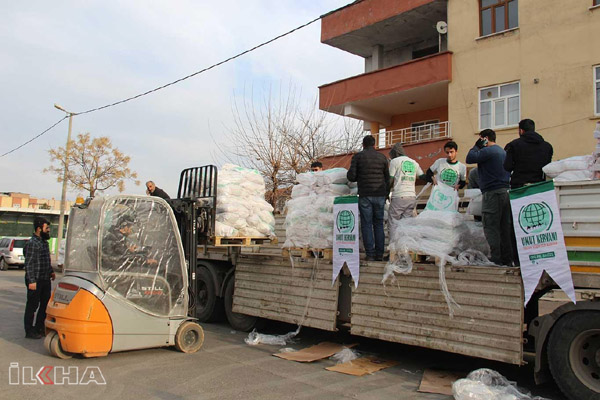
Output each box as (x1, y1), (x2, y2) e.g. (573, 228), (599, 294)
(548, 310), (600, 400)
(224, 276), (257, 332)
(195, 267), (223, 322)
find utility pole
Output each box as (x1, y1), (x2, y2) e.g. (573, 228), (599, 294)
(54, 103), (75, 263)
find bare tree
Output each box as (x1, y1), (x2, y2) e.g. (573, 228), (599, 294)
(45, 133), (140, 197)
(217, 84), (363, 209)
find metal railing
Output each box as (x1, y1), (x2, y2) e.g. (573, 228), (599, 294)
(383, 121), (451, 147)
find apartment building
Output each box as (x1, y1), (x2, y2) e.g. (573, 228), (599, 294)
(319, 0), (600, 169)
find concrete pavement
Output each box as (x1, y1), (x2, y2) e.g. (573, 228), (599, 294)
(0, 269), (562, 399)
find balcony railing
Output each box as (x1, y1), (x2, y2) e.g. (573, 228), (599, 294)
(383, 121), (451, 148)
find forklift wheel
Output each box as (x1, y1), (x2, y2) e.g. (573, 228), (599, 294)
(175, 321), (204, 353)
(45, 331), (73, 359)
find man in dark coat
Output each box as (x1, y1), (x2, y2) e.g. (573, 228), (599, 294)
(23, 217), (55, 338)
(347, 135), (390, 261)
(504, 119), (553, 189)
(146, 181), (170, 200)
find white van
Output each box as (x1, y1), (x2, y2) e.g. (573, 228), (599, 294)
(0, 237), (30, 270)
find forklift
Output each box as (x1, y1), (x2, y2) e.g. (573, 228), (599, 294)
(44, 191), (206, 358)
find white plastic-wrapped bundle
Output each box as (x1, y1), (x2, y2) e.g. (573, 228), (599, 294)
(453, 368), (548, 400)
(284, 168), (356, 249)
(543, 155), (594, 181)
(215, 164), (276, 238)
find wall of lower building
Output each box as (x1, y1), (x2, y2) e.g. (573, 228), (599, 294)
(448, 0), (600, 164)
(388, 106), (448, 131)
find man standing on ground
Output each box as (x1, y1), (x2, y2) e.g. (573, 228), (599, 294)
(146, 181), (171, 200)
(504, 119), (553, 189)
(347, 135), (390, 261)
(422, 141), (467, 190)
(24, 217), (55, 339)
(466, 129), (513, 266)
(388, 143), (423, 238)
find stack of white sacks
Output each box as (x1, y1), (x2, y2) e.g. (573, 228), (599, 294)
(284, 168), (357, 249)
(543, 156), (594, 181)
(543, 122), (600, 181)
(215, 164), (276, 238)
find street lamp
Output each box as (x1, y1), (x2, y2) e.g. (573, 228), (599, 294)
(53, 103), (75, 264)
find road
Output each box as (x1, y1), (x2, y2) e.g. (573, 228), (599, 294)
(0, 269), (564, 399)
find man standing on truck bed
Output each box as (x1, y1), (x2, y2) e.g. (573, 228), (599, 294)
(347, 135), (390, 262)
(421, 141), (467, 190)
(466, 129), (514, 266)
(504, 119), (553, 189)
(388, 143), (423, 239)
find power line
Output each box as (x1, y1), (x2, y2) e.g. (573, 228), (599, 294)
(1, 13), (323, 158)
(78, 16), (321, 115)
(0, 116), (68, 158)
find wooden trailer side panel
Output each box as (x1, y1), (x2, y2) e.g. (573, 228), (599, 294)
(351, 263), (525, 365)
(232, 254), (339, 331)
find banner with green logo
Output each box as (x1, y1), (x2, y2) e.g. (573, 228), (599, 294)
(332, 196), (360, 288)
(509, 181), (575, 305)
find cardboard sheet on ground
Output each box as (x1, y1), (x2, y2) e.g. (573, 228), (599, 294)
(273, 342), (357, 362)
(418, 368), (465, 396)
(325, 357), (398, 376)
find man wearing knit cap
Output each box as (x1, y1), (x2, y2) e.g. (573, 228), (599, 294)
(388, 143), (423, 240)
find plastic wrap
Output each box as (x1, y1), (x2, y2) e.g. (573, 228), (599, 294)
(244, 327), (300, 346)
(452, 368), (549, 400)
(329, 348), (360, 364)
(284, 168), (354, 249)
(216, 164), (276, 238)
(96, 196), (187, 317)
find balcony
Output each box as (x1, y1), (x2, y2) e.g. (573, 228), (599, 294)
(319, 52), (451, 125)
(383, 121), (450, 147)
(319, 122), (451, 172)
(321, 0), (448, 57)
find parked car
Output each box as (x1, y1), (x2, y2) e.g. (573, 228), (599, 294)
(0, 237), (30, 270)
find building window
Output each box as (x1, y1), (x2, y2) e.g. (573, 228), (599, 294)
(595, 0), (600, 7)
(595, 66), (600, 115)
(480, 0), (518, 36)
(479, 82), (520, 130)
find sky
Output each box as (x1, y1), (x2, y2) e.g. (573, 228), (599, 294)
(0, 1), (363, 200)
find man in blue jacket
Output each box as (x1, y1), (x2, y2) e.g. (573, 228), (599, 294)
(466, 129), (513, 266)
(347, 135), (390, 261)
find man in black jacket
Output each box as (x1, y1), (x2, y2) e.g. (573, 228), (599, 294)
(504, 119), (553, 189)
(146, 181), (171, 200)
(347, 135), (390, 261)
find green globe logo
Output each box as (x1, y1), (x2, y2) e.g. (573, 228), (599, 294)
(518, 202), (553, 234)
(401, 161), (415, 174)
(440, 168), (458, 185)
(425, 191), (453, 210)
(337, 210), (355, 233)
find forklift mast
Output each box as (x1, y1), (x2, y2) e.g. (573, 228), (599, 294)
(170, 165), (218, 317)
